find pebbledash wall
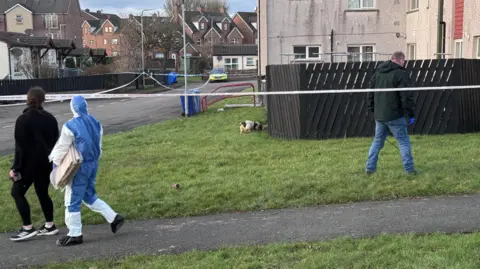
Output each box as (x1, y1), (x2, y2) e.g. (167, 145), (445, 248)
(259, 0), (407, 76)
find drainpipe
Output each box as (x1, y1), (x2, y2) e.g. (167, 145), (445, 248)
(330, 29), (334, 63)
(436, 0), (444, 60)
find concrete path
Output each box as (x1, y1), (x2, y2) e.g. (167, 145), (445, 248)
(1, 194), (480, 268)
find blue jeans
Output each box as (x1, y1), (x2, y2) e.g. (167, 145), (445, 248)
(366, 117), (415, 173)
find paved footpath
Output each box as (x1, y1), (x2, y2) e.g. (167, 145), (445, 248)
(1, 194), (480, 268)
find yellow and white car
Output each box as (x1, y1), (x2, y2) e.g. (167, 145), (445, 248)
(209, 68), (229, 82)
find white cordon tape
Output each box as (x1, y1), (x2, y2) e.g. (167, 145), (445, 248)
(1, 84), (479, 101)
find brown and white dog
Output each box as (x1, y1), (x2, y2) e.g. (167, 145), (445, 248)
(240, 120), (266, 134)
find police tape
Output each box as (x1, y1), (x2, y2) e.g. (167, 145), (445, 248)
(1, 84), (479, 102)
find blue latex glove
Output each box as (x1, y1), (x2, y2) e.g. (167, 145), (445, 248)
(52, 163), (57, 169)
(408, 118), (415, 126)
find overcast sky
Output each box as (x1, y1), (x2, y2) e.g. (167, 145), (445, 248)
(80, 0), (257, 16)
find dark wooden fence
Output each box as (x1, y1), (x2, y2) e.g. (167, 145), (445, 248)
(265, 59), (480, 140)
(0, 73), (153, 95)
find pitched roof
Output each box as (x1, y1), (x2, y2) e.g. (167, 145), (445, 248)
(236, 12), (257, 32)
(183, 11), (234, 33)
(85, 10), (122, 27)
(212, 45), (258, 56)
(0, 0), (71, 13)
(52, 38), (76, 49)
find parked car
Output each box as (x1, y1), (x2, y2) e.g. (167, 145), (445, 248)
(209, 68), (228, 82)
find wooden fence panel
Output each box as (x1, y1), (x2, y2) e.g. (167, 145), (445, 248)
(266, 58), (480, 140)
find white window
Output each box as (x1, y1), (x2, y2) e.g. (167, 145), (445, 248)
(348, 0), (374, 9)
(15, 15), (23, 24)
(293, 45), (321, 60)
(109, 27), (113, 32)
(104, 39), (107, 45)
(347, 45), (375, 62)
(223, 24), (228, 31)
(475, 37), (480, 58)
(231, 38), (238, 44)
(45, 14), (58, 28)
(246, 58), (255, 66)
(200, 22), (205, 30)
(225, 58), (239, 70)
(89, 40), (94, 45)
(84, 27), (88, 34)
(111, 39), (118, 45)
(455, 39), (463, 58)
(409, 0), (419, 10)
(407, 43), (416, 60)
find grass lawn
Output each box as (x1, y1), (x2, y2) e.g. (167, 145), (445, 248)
(0, 102), (479, 232)
(39, 233), (480, 269)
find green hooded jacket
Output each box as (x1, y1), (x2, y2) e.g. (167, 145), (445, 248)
(367, 60), (415, 122)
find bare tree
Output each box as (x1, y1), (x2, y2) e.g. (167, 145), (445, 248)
(118, 15), (183, 73)
(164, 0), (229, 16)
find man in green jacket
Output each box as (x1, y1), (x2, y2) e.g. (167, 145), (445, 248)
(366, 51), (417, 175)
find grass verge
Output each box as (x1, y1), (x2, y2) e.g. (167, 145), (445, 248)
(39, 233), (480, 269)
(0, 105), (479, 232)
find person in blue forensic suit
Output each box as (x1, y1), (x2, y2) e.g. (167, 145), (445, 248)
(49, 95), (124, 247)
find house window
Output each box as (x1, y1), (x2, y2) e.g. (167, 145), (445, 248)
(109, 27), (113, 32)
(84, 27), (88, 34)
(246, 58), (255, 66)
(409, 0), (419, 10)
(475, 37), (480, 58)
(45, 14), (58, 28)
(111, 39), (118, 45)
(200, 22), (205, 30)
(104, 39), (107, 45)
(196, 38), (201, 45)
(455, 39), (463, 58)
(112, 51), (119, 57)
(225, 58), (239, 70)
(15, 15), (23, 24)
(293, 46), (321, 60)
(223, 24), (228, 31)
(220, 38), (224, 44)
(406, 44), (416, 60)
(90, 40), (94, 45)
(347, 45), (374, 62)
(348, 0), (374, 9)
(231, 38), (238, 44)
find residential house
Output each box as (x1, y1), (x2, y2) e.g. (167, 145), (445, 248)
(0, 32), (76, 79)
(258, 0), (407, 75)
(232, 12), (257, 44)
(0, 0), (83, 46)
(175, 7), (245, 57)
(81, 10), (123, 56)
(212, 44), (258, 71)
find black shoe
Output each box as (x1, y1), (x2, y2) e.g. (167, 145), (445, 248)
(37, 224), (59, 236)
(10, 227), (38, 242)
(111, 214), (125, 234)
(56, 235), (83, 247)
(366, 170), (375, 175)
(407, 170), (419, 176)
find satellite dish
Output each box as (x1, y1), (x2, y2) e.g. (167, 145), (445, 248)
(10, 48), (23, 57)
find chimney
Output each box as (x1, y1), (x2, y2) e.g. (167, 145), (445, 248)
(107, 15), (110, 20)
(96, 10), (101, 14)
(85, 8), (90, 12)
(219, 7), (225, 14)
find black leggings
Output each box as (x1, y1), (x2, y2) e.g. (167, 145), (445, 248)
(11, 174), (54, 226)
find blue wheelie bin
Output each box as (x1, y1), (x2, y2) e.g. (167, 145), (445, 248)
(180, 89), (200, 116)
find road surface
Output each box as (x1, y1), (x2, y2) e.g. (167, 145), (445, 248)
(0, 80), (256, 156)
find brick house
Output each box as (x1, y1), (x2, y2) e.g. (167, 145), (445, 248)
(175, 8), (245, 57)
(81, 10), (123, 57)
(0, 0), (83, 46)
(232, 12), (257, 44)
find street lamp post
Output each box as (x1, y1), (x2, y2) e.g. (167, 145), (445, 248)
(141, 8), (155, 89)
(182, 1), (189, 117)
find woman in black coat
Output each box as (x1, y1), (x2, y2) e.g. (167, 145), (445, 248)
(9, 87), (60, 241)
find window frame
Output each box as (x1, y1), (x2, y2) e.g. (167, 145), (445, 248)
(346, 44), (376, 62)
(475, 36), (480, 59)
(348, 0), (375, 9)
(407, 43), (416, 60)
(293, 45), (322, 60)
(224, 57), (239, 70)
(409, 0), (419, 11)
(454, 39), (463, 58)
(15, 14), (23, 24)
(246, 57), (255, 66)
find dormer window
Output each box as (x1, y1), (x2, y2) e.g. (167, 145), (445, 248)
(223, 23), (228, 31)
(200, 22), (205, 30)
